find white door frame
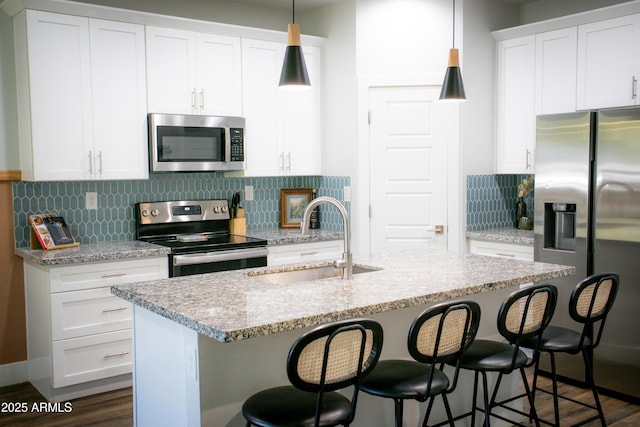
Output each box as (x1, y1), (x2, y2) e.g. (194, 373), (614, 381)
(355, 74), (463, 257)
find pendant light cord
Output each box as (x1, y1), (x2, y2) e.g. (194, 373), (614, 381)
(292, 0), (295, 24)
(452, 0), (456, 48)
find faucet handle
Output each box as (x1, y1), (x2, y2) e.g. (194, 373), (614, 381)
(334, 259), (346, 269)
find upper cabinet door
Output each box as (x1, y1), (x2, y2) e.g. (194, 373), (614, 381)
(23, 11), (93, 181)
(241, 39), (323, 177)
(146, 27), (243, 116)
(196, 33), (243, 116)
(535, 27), (578, 115)
(496, 35), (536, 174)
(241, 38), (284, 177)
(146, 26), (197, 114)
(90, 19), (148, 180)
(281, 45), (322, 176)
(577, 14), (640, 110)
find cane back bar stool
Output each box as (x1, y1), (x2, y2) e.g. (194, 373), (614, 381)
(454, 283), (558, 427)
(523, 272), (620, 427)
(242, 318), (384, 427)
(359, 300), (481, 427)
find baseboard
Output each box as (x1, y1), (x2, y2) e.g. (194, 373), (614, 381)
(0, 361), (28, 387)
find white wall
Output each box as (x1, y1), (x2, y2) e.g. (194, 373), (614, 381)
(520, 0), (632, 24)
(302, 0), (357, 178)
(68, 0), (290, 31)
(0, 12), (19, 170)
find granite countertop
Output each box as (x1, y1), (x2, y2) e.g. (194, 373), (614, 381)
(16, 241), (171, 266)
(14, 229), (341, 266)
(111, 249), (573, 343)
(244, 228), (343, 245)
(466, 228), (534, 245)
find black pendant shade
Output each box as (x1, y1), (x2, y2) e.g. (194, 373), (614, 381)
(279, 2), (311, 89)
(439, 48), (466, 101)
(279, 43), (310, 87)
(440, 0), (466, 102)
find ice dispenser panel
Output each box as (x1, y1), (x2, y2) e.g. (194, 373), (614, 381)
(544, 203), (576, 251)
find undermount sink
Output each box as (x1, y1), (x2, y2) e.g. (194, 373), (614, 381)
(250, 265), (379, 285)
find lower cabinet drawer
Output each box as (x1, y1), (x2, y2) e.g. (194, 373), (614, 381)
(52, 330), (132, 388)
(268, 240), (344, 266)
(51, 287), (132, 341)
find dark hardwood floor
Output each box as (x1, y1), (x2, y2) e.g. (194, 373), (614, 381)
(0, 375), (638, 426)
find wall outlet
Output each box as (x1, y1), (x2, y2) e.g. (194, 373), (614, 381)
(343, 186), (351, 202)
(244, 185), (254, 201)
(85, 192), (98, 210)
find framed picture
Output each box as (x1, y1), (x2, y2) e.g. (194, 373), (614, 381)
(280, 188), (313, 228)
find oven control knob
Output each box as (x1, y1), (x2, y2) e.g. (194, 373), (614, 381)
(151, 209), (160, 217)
(141, 209), (150, 217)
(213, 206), (221, 213)
(221, 206), (228, 213)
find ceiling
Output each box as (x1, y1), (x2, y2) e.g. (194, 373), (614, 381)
(227, 0), (541, 13)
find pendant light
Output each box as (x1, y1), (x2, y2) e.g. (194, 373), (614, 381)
(279, 0), (311, 88)
(439, 0), (466, 101)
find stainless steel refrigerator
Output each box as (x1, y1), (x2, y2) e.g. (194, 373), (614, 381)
(534, 108), (640, 400)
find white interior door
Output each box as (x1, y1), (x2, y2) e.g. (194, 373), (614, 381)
(369, 85), (448, 254)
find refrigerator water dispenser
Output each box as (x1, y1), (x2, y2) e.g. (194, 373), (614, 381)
(544, 203), (576, 251)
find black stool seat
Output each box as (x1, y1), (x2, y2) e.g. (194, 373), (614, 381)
(241, 317), (384, 427)
(451, 284), (558, 427)
(523, 325), (592, 354)
(360, 360), (449, 400)
(243, 385), (353, 427)
(521, 272), (620, 427)
(358, 300), (481, 427)
(459, 339), (528, 372)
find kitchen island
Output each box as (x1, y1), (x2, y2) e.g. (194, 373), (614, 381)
(111, 249), (574, 427)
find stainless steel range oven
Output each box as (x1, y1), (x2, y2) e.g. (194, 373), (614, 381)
(135, 200), (267, 277)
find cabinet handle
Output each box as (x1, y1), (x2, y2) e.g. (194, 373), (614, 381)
(88, 151), (93, 176)
(496, 252), (516, 258)
(191, 89), (197, 111)
(98, 151), (103, 176)
(633, 76), (638, 100)
(286, 152), (291, 171)
(525, 149), (532, 170)
(300, 251), (319, 256)
(102, 306), (128, 313)
(101, 272), (127, 278)
(104, 351), (129, 359)
(199, 89), (205, 111)
(279, 153), (285, 171)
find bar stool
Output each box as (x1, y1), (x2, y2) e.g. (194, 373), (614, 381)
(359, 300), (481, 427)
(242, 318), (383, 427)
(454, 283), (558, 427)
(523, 272), (619, 426)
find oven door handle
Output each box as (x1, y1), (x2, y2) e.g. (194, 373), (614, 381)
(173, 247), (268, 267)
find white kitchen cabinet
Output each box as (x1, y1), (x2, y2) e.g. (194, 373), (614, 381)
(23, 257), (168, 401)
(496, 36), (536, 174)
(268, 240), (344, 266)
(535, 28), (578, 115)
(577, 14), (640, 110)
(241, 39), (322, 177)
(14, 10), (148, 181)
(146, 26), (242, 116)
(468, 239), (533, 261)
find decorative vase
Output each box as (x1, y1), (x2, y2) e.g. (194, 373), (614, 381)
(515, 197), (527, 228)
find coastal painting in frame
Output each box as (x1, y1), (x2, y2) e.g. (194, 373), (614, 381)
(280, 188), (313, 228)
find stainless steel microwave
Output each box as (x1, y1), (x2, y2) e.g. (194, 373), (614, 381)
(148, 113), (245, 173)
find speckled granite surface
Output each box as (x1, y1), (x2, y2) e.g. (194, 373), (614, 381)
(16, 241), (171, 266)
(466, 228), (534, 245)
(111, 249), (573, 343)
(244, 228), (343, 245)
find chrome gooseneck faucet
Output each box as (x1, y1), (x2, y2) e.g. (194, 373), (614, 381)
(301, 196), (352, 279)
